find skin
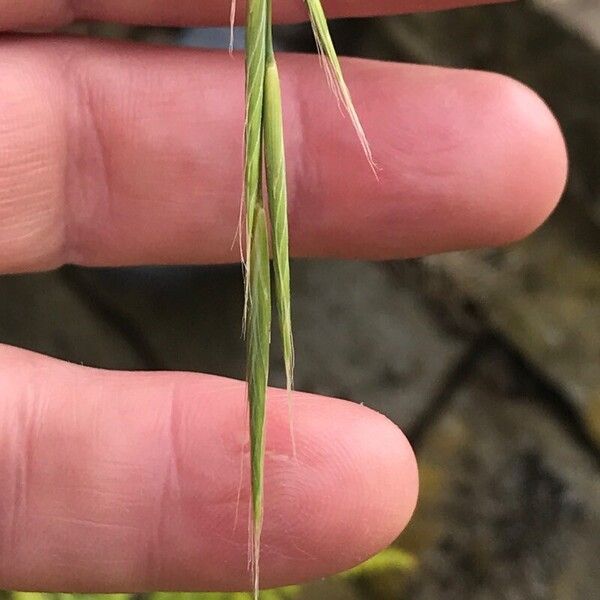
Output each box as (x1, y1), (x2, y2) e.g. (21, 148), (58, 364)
(0, 0), (567, 593)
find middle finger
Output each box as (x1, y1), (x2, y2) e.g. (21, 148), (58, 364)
(0, 37), (566, 273)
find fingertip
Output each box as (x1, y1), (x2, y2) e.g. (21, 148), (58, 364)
(362, 410), (419, 556)
(506, 77), (568, 239)
(273, 394), (418, 581)
(470, 72), (568, 246)
(351, 406), (419, 542)
(296, 60), (569, 260)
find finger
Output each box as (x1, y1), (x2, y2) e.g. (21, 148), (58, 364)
(3, 0), (508, 30)
(0, 344), (418, 592)
(0, 38), (567, 272)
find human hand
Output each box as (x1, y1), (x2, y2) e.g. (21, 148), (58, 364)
(0, 0), (567, 593)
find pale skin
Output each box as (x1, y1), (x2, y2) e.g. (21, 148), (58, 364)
(0, 0), (567, 593)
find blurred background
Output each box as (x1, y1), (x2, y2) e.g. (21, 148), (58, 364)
(1, 1), (599, 598)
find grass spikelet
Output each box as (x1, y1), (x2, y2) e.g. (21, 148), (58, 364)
(304, 0), (378, 174)
(243, 1), (374, 596)
(243, 0), (269, 596)
(263, 1), (296, 454)
(246, 205), (271, 599)
(244, 0), (267, 293)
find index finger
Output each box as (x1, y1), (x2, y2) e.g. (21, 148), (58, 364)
(0, 345), (418, 592)
(5, 0), (508, 30)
